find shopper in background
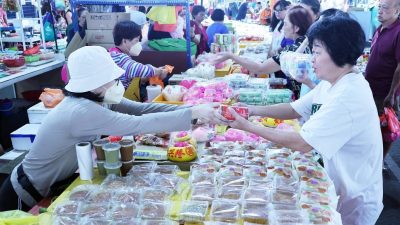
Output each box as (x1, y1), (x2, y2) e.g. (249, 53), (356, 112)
(259, 2), (272, 25)
(297, 0), (321, 21)
(126, 5), (147, 28)
(190, 5), (209, 56)
(236, 1), (253, 20)
(365, 0), (400, 159)
(218, 16), (382, 225)
(0, 46), (223, 212)
(214, 6), (313, 99)
(206, 9), (229, 48)
(109, 21), (168, 101)
(170, 9), (186, 39)
(268, 0), (292, 57)
(66, 7), (88, 45)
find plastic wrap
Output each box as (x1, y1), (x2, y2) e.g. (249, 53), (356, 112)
(179, 200), (209, 222)
(210, 200), (240, 223)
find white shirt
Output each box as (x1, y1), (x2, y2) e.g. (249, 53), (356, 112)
(271, 21), (284, 53)
(291, 72), (383, 225)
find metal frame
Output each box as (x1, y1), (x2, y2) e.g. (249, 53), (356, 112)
(70, 0), (192, 68)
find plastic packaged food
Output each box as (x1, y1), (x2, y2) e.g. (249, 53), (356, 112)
(103, 143), (121, 165)
(191, 163), (219, 174)
(129, 162), (157, 173)
(203, 147), (226, 156)
(300, 178), (331, 193)
(242, 187), (269, 203)
(266, 157), (292, 169)
(78, 218), (113, 225)
(270, 203), (298, 211)
(68, 184), (99, 201)
(87, 189), (113, 203)
(113, 188), (142, 204)
(224, 149), (246, 157)
(219, 176), (247, 187)
(220, 105), (249, 121)
(143, 220), (175, 225)
(113, 218), (142, 225)
(218, 165), (243, 177)
(142, 188), (173, 202)
(218, 186), (244, 200)
(101, 175), (128, 189)
(109, 203), (140, 220)
(153, 165), (180, 175)
(271, 190), (298, 205)
(140, 201), (170, 220)
(268, 166), (294, 179)
(199, 155), (224, 164)
(301, 203), (334, 224)
(245, 156), (267, 166)
(80, 203), (110, 219)
(190, 170), (217, 186)
(241, 201), (269, 225)
(248, 179), (274, 189)
(136, 134), (168, 147)
(210, 200), (240, 223)
(152, 174), (185, 192)
(296, 165), (327, 181)
(222, 156), (246, 166)
(190, 185), (217, 203)
(127, 174), (154, 188)
(268, 210), (309, 225)
(53, 201), (81, 217)
(244, 166), (268, 180)
(247, 150), (267, 158)
(52, 215), (79, 225)
(300, 190), (331, 206)
(179, 200), (209, 222)
(273, 176), (299, 192)
(210, 141), (239, 150)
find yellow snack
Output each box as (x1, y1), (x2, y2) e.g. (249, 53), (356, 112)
(168, 145), (197, 162)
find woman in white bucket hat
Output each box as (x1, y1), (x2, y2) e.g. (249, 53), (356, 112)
(0, 46), (223, 211)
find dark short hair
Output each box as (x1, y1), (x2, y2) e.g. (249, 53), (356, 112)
(192, 5), (206, 17)
(211, 9), (225, 21)
(287, 6), (313, 36)
(307, 16), (365, 67)
(298, 0), (320, 15)
(319, 8), (349, 19)
(113, 21), (142, 46)
(273, 0), (291, 11)
(138, 6), (146, 14)
(63, 89), (104, 102)
(77, 7), (87, 18)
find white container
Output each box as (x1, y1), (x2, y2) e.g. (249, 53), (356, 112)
(10, 124), (41, 150)
(27, 102), (51, 124)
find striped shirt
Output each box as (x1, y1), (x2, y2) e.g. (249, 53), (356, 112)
(109, 47), (155, 88)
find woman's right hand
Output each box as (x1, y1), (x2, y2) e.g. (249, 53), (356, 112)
(211, 52), (234, 65)
(233, 102), (256, 116)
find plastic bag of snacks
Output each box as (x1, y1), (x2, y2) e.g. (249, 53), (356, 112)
(68, 184), (99, 201)
(113, 188), (142, 204)
(140, 201), (170, 220)
(210, 199), (240, 223)
(241, 201), (269, 225)
(280, 52), (314, 80)
(242, 187), (270, 203)
(179, 200), (209, 223)
(218, 186), (244, 200)
(190, 185), (217, 203)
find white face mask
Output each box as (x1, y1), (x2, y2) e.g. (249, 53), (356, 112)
(129, 42), (142, 56)
(103, 81), (125, 104)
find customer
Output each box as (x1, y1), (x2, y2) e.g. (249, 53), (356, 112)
(0, 46), (223, 212)
(214, 6), (313, 99)
(109, 21), (168, 101)
(298, 0), (321, 21)
(66, 7), (87, 45)
(218, 16), (383, 225)
(206, 9), (229, 47)
(365, 0), (400, 158)
(190, 5), (209, 56)
(269, 0), (292, 57)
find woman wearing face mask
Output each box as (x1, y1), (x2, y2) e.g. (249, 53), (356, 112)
(109, 21), (168, 101)
(0, 46), (223, 212)
(213, 6), (313, 99)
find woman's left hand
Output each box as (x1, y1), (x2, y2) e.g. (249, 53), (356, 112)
(227, 107), (252, 131)
(211, 52), (233, 65)
(191, 103), (230, 125)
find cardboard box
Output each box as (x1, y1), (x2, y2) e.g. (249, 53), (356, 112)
(86, 13), (130, 30)
(86, 29), (114, 44)
(88, 43), (114, 50)
(27, 102), (51, 124)
(11, 124), (41, 150)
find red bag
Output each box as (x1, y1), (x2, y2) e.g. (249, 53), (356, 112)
(380, 107), (400, 142)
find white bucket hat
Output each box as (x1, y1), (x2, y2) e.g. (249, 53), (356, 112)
(65, 46), (125, 93)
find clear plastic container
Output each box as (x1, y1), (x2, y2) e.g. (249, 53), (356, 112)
(96, 160), (107, 177)
(140, 201), (170, 220)
(80, 203), (110, 219)
(53, 201), (81, 217)
(153, 165), (180, 175)
(92, 139), (110, 161)
(218, 186), (244, 201)
(179, 200), (209, 223)
(113, 188), (142, 204)
(68, 184), (99, 201)
(104, 162), (122, 176)
(87, 189), (113, 204)
(190, 185), (217, 204)
(210, 199), (240, 223)
(109, 203), (140, 220)
(241, 201), (269, 225)
(101, 175), (128, 189)
(103, 143), (121, 165)
(242, 187), (270, 203)
(271, 190), (298, 205)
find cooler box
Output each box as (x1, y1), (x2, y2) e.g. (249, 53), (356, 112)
(27, 102), (51, 124)
(11, 124), (41, 150)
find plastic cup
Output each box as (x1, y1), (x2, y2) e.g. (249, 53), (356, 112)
(119, 140), (135, 162)
(103, 143), (121, 165)
(96, 160), (107, 176)
(104, 162), (122, 176)
(92, 139), (110, 160)
(121, 160), (133, 177)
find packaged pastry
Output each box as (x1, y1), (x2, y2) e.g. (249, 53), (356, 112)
(268, 166), (294, 179)
(267, 149), (292, 159)
(268, 210), (309, 225)
(143, 220), (176, 225)
(101, 175), (128, 189)
(87, 189), (113, 203)
(248, 179), (274, 189)
(224, 149), (246, 157)
(301, 203), (333, 224)
(68, 184), (99, 201)
(191, 163), (219, 174)
(218, 165), (243, 177)
(296, 165), (327, 181)
(247, 150), (267, 158)
(153, 165), (180, 175)
(53, 201), (81, 217)
(242, 187), (269, 203)
(218, 186), (244, 200)
(204, 222), (239, 225)
(210, 141), (239, 151)
(300, 190), (331, 206)
(127, 174), (154, 188)
(136, 134), (168, 147)
(300, 178), (331, 193)
(113, 218), (142, 225)
(241, 201), (269, 225)
(203, 147), (226, 156)
(80, 203), (110, 219)
(273, 176), (299, 192)
(244, 165), (268, 180)
(140, 201), (170, 220)
(199, 155), (224, 164)
(190, 185), (217, 203)
(219, 176), (247, 187)
(271, 190), (298, 205)
(129, 162), (157, 174)
(222, 156), (246, 166)
(269, 203), (298, 211)
(52, 215), (79, 225)
(266, 157), (292, 169)
(179, 200), (209, 222)
(78, 218), (113, 225)
(220, 104), (249, 121)
(113, 188), (142, 204)
(152, 174), (185, 191)
(142, 188), (173, 202)
(245, 156), (267, 166)
(190, 170), (217, 186)
(210, 199), (240, 223)
(109, 203), (140, 220)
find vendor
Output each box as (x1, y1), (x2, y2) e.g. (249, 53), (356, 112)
(190, 5), (209, 56)
(0, 46), (223, 211)
(206, 9), (229, 48)
(217, 16), (383, 225)
(109, 21), (168, 101)
(66, 7), (87, 45)
(214, 6), (313, 99)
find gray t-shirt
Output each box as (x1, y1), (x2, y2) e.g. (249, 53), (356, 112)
(11, 97), (191, 206)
